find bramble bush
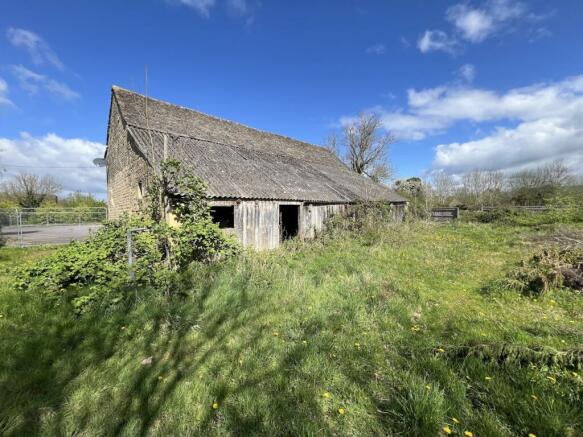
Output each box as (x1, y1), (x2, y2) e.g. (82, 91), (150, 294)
(494, 246), (583, 296)
(463, 192), (583, 226)
(14, 160), (239, 312)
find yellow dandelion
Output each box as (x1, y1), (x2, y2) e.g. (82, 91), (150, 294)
(464, 431), (473, 437)
(322, 392), (331, 399)
(425, 384), (431, 390)
(354, 342), (361, 347)
(452, 417), (460, 424)
(550, 299), (556, 304)
(443, 426), (452, 434)
(528, 434), (536, 437)
(212, 402), (219, 409)
(437, 348), (445, 353)
(338, 408), (346, 415)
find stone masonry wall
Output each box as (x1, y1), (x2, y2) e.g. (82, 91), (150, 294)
(106, 99), (154, 219)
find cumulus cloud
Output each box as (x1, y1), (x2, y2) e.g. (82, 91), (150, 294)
(433, 117), (583, 174)
(171, 0), (216, 17)
(446, 0), (527, 43)
(341, 75), (583, 175)
(6, 27), (64, 70)
(418, 0), (550, 55)
(0, 77), (14, 107)
(10, 65), (79, 100)
(417, 30), (458, 54)
(0, 133), (106, 196)
(366, 44), (387, 55)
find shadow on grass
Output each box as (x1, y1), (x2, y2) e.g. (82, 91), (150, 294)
(0, 265), (333, 436)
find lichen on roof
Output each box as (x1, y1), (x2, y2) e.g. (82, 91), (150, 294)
(111, 86), (406, 203)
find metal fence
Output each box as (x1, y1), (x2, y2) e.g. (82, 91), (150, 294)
(0, 207), (107, 247)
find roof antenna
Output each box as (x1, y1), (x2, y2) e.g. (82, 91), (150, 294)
(144, 64), (157, 174)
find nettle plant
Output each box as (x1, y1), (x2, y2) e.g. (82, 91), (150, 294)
(15, 159), (239, 312)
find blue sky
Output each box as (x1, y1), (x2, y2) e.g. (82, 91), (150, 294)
(1, 0), (583, 197)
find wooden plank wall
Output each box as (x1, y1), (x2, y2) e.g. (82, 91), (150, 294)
(210, 200), (348, 250)
(211, 201), (404, 250)
(302, 204), (346, 239)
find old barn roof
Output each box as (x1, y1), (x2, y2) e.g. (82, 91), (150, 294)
(110, 86), (406, 203)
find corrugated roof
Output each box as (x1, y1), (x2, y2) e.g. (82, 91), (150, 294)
(111, 86), (406, 203)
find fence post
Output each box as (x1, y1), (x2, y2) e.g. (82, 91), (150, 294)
(127, 227), (147, 280)
(18, 210), (24, 248)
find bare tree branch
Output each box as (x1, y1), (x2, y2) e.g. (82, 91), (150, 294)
(2, 172), (62, 208)
(327, 113), (395, 183)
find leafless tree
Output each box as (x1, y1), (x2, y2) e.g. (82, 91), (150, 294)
(508, 159), (573, 191)
(326, 113), (395, 183)
(431, 172), (456, 206)
(506, 160), (573, 205)
(324, 132), (339, 157)
(460, 169), (505, 207)
(2, 172), (62, 208)
(345, 113), (395, 182)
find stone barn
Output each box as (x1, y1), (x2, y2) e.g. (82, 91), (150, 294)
(105, 86), (406, 250)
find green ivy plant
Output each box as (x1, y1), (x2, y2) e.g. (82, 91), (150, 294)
(15, 159), (239, 313)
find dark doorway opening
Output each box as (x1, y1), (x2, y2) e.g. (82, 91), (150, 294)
(210, 206), (234, 228)
(279, 205), (299, 242)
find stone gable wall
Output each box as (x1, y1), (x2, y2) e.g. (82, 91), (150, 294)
(106, 99), (153, 219)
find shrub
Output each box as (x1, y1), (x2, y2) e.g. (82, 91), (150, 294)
(499, 247), (583, 296)
(466, 192), (583, 226)
(14, 160), (239, 312)
(322, 201), (403, 245)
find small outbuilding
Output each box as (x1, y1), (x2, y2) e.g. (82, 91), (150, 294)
(105, 86), (406, 249)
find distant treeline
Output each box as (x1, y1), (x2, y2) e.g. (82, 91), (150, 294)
(394, 160), (583, 217)
(0, 172), (105, 210)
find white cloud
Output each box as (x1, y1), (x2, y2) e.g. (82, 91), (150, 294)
(6, 27), (64, 70)
(366, 44), (387, 55)
(447, 0), (526, 42)
(0, 77), (14, 107)
(10, 65), (80, 100)
(458, 64), (476, 82)
(417, 30), (458, 54)
(434, 117), (583, 174)
(418, 0), (549, 55)
(0, 133), (106, 196)
(172, 0), (216, 17)
(341, 75), (583, 175)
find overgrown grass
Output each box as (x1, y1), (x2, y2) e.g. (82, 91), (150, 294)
(1, 223), (582, 436)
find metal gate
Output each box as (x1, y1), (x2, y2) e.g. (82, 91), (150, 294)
(0, 207), (107, 247)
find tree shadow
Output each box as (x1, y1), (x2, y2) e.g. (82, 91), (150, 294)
(0, 265), (335, 436)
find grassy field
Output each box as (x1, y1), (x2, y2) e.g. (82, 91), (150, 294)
(1, 222), (582, 436)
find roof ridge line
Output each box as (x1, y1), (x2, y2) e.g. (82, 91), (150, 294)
(112, 85), (336, 157)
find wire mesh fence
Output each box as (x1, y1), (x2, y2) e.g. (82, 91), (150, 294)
(0, 208), (107, 247)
